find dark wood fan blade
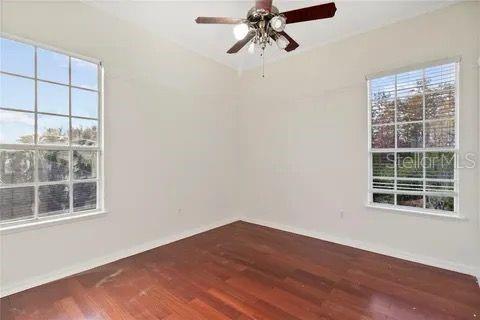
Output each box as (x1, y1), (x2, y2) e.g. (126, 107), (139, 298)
(195, 17), (245, 24)
(227, 30), (256, 54)
(255, 0), (272, 11)
(278, 31), (299, 52)
(282, 2), (336, 24)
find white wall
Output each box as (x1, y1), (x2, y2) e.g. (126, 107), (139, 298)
(0, 1), (241, 295)
(1, 0), (479, 296)
(238, 1), (480, 276)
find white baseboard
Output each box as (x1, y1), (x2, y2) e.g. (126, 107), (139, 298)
(2, 216), (478, 297)
(241, 217), (480, 282)
(0, 216), (239, 298)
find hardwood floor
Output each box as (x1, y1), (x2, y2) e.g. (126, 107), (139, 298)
(1, 221), (479, 319)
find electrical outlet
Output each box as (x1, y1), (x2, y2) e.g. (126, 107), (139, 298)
(340, 210), (344, 219)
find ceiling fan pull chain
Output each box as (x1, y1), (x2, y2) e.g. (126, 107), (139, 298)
(262, 48), (265, 78)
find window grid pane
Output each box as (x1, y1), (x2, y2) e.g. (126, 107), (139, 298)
(0, 36), (102, 224)
(369, 61), (457, 214)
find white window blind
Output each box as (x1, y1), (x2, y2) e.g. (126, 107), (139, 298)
(367, 60), (458, 214)
(0, 36), (104, 226)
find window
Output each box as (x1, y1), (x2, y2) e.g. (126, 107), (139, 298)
(367, 60), (458, 215)
(0, 36), (103, 226)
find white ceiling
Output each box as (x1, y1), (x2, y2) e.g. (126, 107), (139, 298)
(88, 0), (455, 71)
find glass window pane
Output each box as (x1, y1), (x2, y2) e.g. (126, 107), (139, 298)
(425, 64), (456, 91)
(397, 93), (423, 122)
(38, 184), (69, 215)
(370, 75), (395, 97)
(0, 150), (34, 184)
(371, 99), (395, 125)
(71, 58), (98, 90)
(0, 74), (35, 110)
(0, 186), (34, 221)
(396, 69), (423, 92)
(397, 123), (423, 148)
(38, 150), (69, 182)
(72, 88), (98, 118)
(372, 179), (394, 190)
(425, 120), (455, 148)
(425, 152), (454, 180)
(397, 152), (423, 178)
(425, 90), (455, 120)
(73, 151), (97, 180)
(0, 37), (35, 77)
(425, 180), (454, 192)
(37, 81), (69, 115)
(426, 196), (454, 212)
(397, 194), (424, 208)
(73, 182), (97, 212)
(0, 109), (34, 144)
(71, 118), (97, 146)
(397, 180), (423, 192)
(372, 193), (394, 205)
(37, 114), (69, 145)
(371, 125), (394, 149)
(396, 70), (423, 122)
(372, 153), (394, 177)
(37, 48), (69, 84)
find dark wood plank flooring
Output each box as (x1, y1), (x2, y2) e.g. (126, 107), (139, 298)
(1, 221), (479, 319)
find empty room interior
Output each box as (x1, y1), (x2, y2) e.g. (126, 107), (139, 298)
(0, 0), (480, 319)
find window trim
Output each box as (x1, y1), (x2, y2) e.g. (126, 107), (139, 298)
(0, 33), (105, 231)
(366, 57), (461, 217)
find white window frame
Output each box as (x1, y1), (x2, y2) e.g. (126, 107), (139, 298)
(366, 57), (461, 218)
(0, 33), (105, 231)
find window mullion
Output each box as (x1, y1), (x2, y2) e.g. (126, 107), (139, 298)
(422, 68), (427, 209)
(454, 62), (460, 213)
(68, 57), (74, 214)
(97, 64), (103, 211)
(394, 75), (398, 205)
(33, 45), (39, 220)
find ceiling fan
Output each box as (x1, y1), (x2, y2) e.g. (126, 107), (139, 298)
(195, 0), (337, 56)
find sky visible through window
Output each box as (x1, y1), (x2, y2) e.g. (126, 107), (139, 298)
(1, 36), (102, 223)
(0, 37), (98, 144)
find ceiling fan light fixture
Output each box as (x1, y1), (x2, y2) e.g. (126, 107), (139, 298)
(270, 15), (286, 32)
(233, 23), (250, 40)
(276, 34), (289, 49)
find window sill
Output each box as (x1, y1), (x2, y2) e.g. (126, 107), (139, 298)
(365, 203), (466, 221)
(0, 210), (108, 235)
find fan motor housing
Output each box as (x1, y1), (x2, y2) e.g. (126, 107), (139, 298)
(247, 5), (280, 22)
